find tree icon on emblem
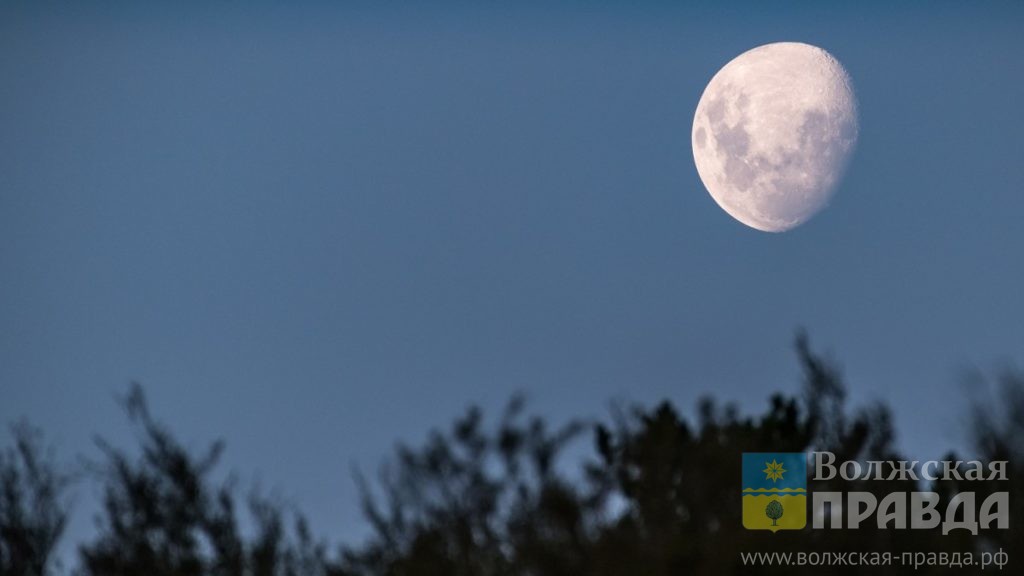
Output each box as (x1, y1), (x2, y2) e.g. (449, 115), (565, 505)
(766, 500), (784, 526)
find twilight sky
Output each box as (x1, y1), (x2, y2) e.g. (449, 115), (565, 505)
(2, 0), (1022, 555)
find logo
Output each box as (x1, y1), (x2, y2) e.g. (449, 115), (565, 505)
(742, 452), (807, 532)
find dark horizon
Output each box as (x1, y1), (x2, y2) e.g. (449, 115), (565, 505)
(3, 335), (1021, 574)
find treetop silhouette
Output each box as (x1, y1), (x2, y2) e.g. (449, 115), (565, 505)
(1, 335), (1020, 575)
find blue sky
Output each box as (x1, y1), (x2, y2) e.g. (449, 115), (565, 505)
(2, 0), (1022, 555)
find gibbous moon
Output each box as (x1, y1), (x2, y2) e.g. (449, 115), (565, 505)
(692, 42), (858, 232)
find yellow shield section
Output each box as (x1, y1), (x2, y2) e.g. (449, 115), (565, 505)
(742, 493), (807, 532)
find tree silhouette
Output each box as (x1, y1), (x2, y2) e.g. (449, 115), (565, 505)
(78, 385), (340, 576)
(0, 423), (70, 576)
(765, 500), (783, 526)
(1, 334), (1020, 575)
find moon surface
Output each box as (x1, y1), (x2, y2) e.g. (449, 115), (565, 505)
(692, 42), (858, 232)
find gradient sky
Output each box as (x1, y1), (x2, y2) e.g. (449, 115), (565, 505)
(2, 0), (1022, 557)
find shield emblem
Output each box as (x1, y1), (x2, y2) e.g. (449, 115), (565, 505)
(742, 452), (807, 532)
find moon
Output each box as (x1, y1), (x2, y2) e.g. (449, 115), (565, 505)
(692, 42), (858, 232)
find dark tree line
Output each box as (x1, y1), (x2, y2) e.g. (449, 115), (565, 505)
(2, 335), (1021, 575)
